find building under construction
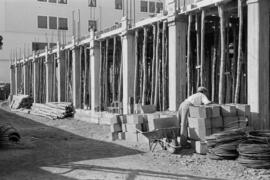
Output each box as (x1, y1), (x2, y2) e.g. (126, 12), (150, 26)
(10, 0), (270, 130)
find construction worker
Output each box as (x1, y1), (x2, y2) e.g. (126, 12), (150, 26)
(177, 86), (211, 148)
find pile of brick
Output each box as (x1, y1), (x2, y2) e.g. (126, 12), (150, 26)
(188, 104), (250, 154)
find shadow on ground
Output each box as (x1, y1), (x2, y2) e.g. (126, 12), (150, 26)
(45, 163), (224, 180)
(0, 108), (142, 180)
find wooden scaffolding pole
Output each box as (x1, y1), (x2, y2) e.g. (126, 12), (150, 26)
(112, 36), (117, 102)
(151, 24), (156, 105)
(99, 41), (103, 111)
(200, 10), (205, 87)
(196, 14), (201, 89)
(162, 21), (167, 110)
(154, 22), (160, 108)
(218, 5), (226, 104)
(211, 20), (218, 102)
(234, 0), (243, 103)
(142, 27), (148, 105)
(231, 21), (237, 100)
(104, 39), (109, 107)
(187, 14), (192, 96)
(118, 40), (123, 103)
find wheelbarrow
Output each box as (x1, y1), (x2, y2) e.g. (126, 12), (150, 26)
(137, 127), (182, 153)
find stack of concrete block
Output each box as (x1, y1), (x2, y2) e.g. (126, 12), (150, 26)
(134, 104), (156, 114)
(110, 115), (124, 141)
(188, 105), (222, 155)
(147, 114), (178, 131)
(123, 114), (147, 142)
(191, 140), (208, 155)
(188, 105), (222, 141)
(229, 104), (250, 129)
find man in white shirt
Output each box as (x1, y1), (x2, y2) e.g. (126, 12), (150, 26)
(177, 87), (211, 147)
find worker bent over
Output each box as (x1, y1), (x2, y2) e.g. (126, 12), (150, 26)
(177, 87), (211, 147)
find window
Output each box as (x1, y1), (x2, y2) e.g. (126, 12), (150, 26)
(37, 0), (47, 2)
(149, 1), (155, 13)
(140, 1), (148, 12)
(49, 16), (57, 29)
(58, 0), (67, 4)
(156, 2), (163, 13)
(38, 16), (47, 29)
(32, 42), (56, 51)
(88, 20), (97, 31)
(88, 0), (96, 7)
(115, 0), (122, 10)
(49, 0), (56, 2)
(58, 18), (68, 30)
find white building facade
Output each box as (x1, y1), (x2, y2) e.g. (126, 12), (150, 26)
(0, 0), (165, 82)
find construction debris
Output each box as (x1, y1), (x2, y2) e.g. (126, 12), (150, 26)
(31, 102), (74, 119)
(0, 124), (20, 147)
(9, 95), (33, 109)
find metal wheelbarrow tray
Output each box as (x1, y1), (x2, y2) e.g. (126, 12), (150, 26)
(137, 127), (181, 153)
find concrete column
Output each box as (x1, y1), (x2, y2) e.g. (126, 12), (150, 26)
(32, 52), (38, 103)
(247, 0), (270, 129)
(122, 31), (135, 114)
(14, 59), (18, 95)
(45, 47), (53, 103)
(23, 58), (27, 95)
(72, 37), (81, 109)
(57, 42), (66, 102)
(10, 64), (15, 96)
(90, 31), (100, 111)
(168, 15), (187, 111)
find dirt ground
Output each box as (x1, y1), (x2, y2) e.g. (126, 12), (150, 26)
(0, 102), (270, 180)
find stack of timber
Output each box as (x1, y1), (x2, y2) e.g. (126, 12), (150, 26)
(0, 123), (20, 147)
(31, 102), (74, 119)
(238, 131), (270, 169)
(10, 95), (33, 109)
(206, 128), (246, 160)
